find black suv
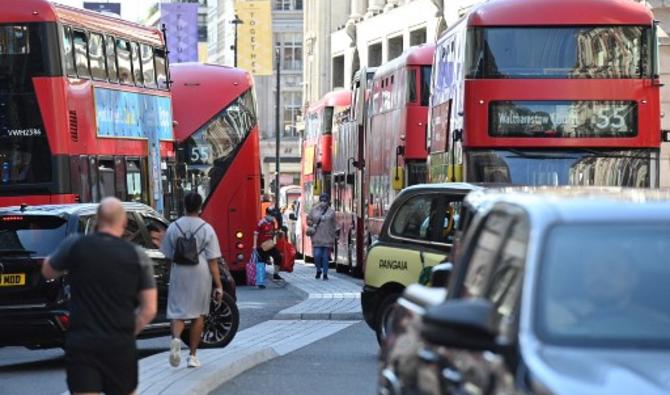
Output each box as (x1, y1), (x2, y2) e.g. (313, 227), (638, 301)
(0, 203), (238, 349)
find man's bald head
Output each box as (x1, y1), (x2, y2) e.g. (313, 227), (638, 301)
(97, 197), (127, 236)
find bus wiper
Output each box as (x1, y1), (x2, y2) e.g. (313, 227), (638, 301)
(506, 149), (577, 160)
(0, 249), (37, 255)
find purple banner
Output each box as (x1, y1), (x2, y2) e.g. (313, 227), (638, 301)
(160, 3), (198, 64)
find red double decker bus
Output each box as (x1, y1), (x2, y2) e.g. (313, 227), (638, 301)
(171, 63), (261, 275)
(0, 1), (176, 213)
(297, 90), (351, 260)
(429, 0), (661, 187)
(330, 46), (435, 276)
(365, 44), (434, 243)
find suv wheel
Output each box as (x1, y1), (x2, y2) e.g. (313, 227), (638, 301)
(375, 292), (400, 345)
(182, 292), (239, 348)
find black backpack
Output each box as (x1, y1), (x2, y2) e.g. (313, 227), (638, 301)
(172, 220), (207, 266)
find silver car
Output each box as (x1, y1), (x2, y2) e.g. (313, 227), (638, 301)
(417, 188), (670, 395)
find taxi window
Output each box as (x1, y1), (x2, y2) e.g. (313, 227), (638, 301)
(391, 195), (435, 240)
(390, 194), (461, 244)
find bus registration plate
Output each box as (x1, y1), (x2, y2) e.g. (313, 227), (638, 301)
(0, 273), (25, 287)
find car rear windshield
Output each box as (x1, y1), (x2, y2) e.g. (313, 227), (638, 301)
(537, 223), (670, 348)
(0, 215), (68, 257)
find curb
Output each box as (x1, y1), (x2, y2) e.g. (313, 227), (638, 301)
(275, 311), (363, 320)
(134, 320), (358, 395)
(159, 347), (279, 395)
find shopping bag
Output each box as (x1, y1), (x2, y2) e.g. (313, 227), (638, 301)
(276, 237), (296, 273)
(245, 251), (257, 286)
(255, 257), (267, 286)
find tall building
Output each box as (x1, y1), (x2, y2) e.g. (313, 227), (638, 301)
(303, 0), (479, 108)
(208, 0), (305, 192)
(145, 0), (209, 63)
(302, 1), (350, 106)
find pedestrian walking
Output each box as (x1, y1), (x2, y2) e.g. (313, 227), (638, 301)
(160, 192), (224, 368)
(253, 206), (283, 286)
(306, 193), (337, 280)
(41, 197), (157, 395)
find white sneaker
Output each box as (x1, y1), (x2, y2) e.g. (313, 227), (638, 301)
(187, 355), (202, 368)
(169, 338), (182, 367)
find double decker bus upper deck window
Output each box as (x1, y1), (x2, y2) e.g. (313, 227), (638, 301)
(105, 36), (118, 82)
(72, 30), (90, 78)
(182, 89), (258, 201)
(467, 26), (650, 79)
(155, 49), (168, 89)
(0, 23), (58, 185)
(116, 39), (132, 85)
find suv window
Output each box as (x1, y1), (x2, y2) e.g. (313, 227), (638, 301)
(0, 216), (68, 256)
(460, 211), (515, 298)
(142, 215), (167, 249)
(123, 214), (146, 245)
(485, 218), (529, 335)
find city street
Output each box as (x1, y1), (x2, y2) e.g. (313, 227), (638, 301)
(0, 278), (308, 395)
(2, 0), (670, 394)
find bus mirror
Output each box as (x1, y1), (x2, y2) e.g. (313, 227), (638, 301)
(392, 167), (405, 191)
(663, 130), (670, 142)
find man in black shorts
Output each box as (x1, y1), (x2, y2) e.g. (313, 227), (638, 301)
(42, 197), (157, 395)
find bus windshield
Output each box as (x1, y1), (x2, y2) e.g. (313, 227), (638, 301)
(0, 23), (57, 185)
(465, 149), (656, 187)
(467, 26), (650, 79)
(181, 89), (257, 202)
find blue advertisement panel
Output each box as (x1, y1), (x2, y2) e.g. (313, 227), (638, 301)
(94, 87), (173, 213)
(160, 3), (199, 64)
(94, 88), (173, 140)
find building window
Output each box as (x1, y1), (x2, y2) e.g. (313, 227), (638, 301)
(275, 32), (302, 71)
(274, 0), (302, 10)
(197, 13), (208, 42)
(332, 55), (344, 89)
(410, 28), (427, 46)
(388, 35), (403, 61)
(368, 42), (382, 67)
(282, 91), (302, 138)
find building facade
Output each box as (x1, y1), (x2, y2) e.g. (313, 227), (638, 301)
(207, 0), (304, 193)
(145, 0), (209, 62)
(303, 0), (480, 108)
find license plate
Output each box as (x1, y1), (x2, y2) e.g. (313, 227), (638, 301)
(0, 273), (26, 287)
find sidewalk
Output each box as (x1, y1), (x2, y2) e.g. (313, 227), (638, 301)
(276, 262), (363, 321)
(117, 262), (363, 395)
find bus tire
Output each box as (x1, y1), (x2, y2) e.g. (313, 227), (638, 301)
(374, 292), (401, 345)
(182, 292), (239, 349)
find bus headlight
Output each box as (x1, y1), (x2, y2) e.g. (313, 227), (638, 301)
(235, 231), (244, 239)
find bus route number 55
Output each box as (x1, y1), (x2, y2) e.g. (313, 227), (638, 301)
(190, 146), (210, 163)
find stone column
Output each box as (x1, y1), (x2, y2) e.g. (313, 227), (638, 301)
(349, 0), (367, 22)
(366, 0), (385, 17)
